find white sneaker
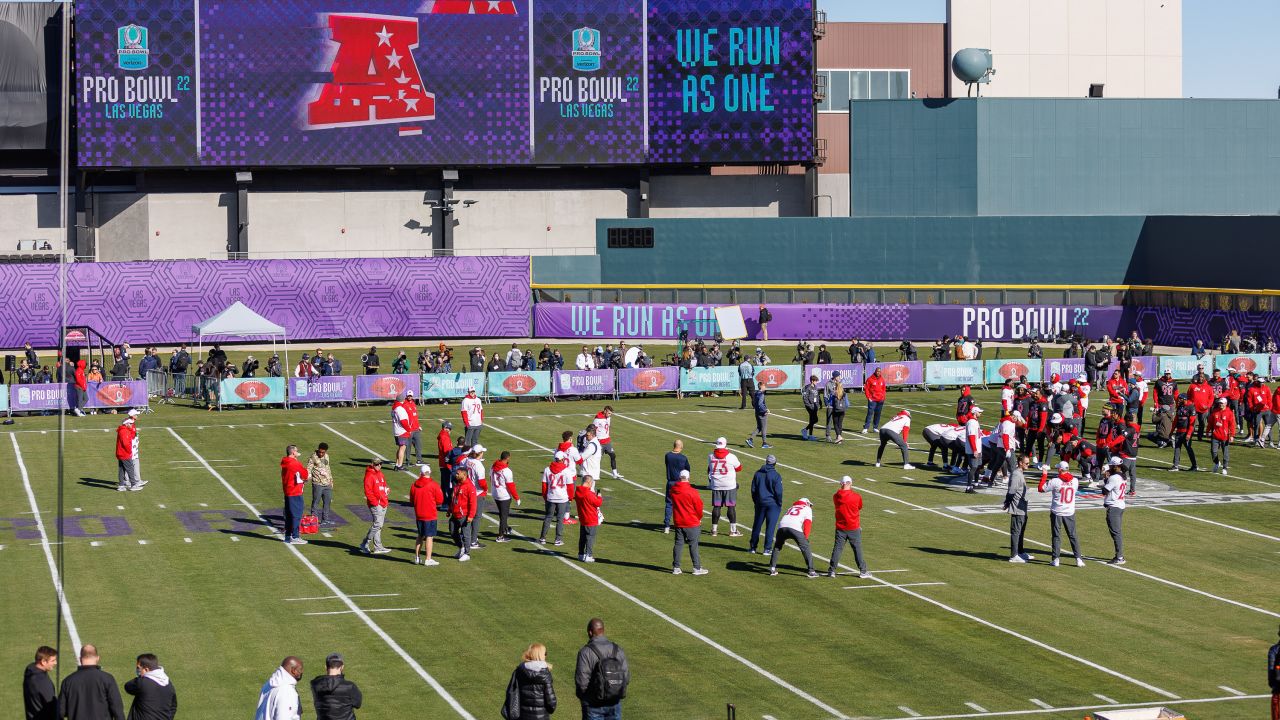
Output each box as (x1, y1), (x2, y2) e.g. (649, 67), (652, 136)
(372, 548), (392, 555)
(861, 428), (869, 434)
(414, 556), (422, 565)
(874, 462), (881, 468)
(135, 480), (149, 488)
(116, 486), (128, 492)
(858, 572), (871, 579)
(1075, 556), (1086, 567)
(1168, 467), (1180, 472)
(1050, 558), (1060, 567)
(671, 567), (683, 575)
(290, 538), (308, 545)
(457, 554), (470, 562)
(903, 464), (916, 470)
(768, 568), (778, 576)
(585, 556), (596, 563)
(692, 567), (709, 576)
(424, 559), (440, 566)
(1020, 553), (1035, 562)
(1008, 555), (1026, 563)
(129, 485), (144, 492)
(1220, 468), (1228, 475)
(613, 471), (625, 479)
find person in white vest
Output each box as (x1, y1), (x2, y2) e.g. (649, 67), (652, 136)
(768, 498), (816, 578)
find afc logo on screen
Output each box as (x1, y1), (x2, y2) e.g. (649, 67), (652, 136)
(307, 14), (437, 130)
(116, 24), (150, 70)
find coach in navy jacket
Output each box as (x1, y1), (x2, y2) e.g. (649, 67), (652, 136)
(749, 455), (784, 554)
(662, 441), (691, 531)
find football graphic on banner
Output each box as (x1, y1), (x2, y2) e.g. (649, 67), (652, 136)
(755, 368), (789, 389)
(235, 381), (271, 402)
(370, 376), (407, 399)
(1227, 356), (1257, 373)
(632, 369), (667, 390)
(502, 374), (536, 395)
(96, 383), (134, 406)
(997, 362), (1029, 380)
(883, 364), (912, 385)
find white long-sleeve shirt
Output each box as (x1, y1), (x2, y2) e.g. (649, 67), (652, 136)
(1102, 472), (1127, 509)
(492, 464), (515, 501)
(576, 353), (594, 371)
(1043, 473), (1079, 516)
(881, 413), (910, 436)
(460, 395), (483, 427)
(255, 666), (300, 720)
(580, 438), (602, 480)
(997, 418), (1017, 451)
(542, 464), (574, 503)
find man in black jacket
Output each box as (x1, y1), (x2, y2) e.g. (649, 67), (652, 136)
(576, 618), (630, 719)
(311, 653), (363, 720)
(123, 653), (176, 720)
(23, 646), (58, 720)
(59, 644), (124, 720)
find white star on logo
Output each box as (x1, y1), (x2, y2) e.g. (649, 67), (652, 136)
(404, 97), (419, 112)
(375, 25), (393, 46)
(386, 49), (402, 68)
(394, 72), (410, 84)
(487, 0), (501, 10)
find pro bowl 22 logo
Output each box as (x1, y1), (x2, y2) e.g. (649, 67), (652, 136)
(117, 24), (149, 70)
(572, 27), (601, 71)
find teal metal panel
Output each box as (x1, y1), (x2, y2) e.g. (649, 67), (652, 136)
(531, 255), (600, 285)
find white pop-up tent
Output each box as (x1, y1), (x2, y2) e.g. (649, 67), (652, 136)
(191, 301), (290, 405)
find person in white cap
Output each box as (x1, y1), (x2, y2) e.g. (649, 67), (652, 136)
(1037, 460), (1083, 567)
(707, 437), (744, 537)
(963, 406), (985, 492)
(403, 388), (423, 467)
(827, 477), (869, 577)
(114, 409), (148, 492)
(875, 409), (914, 469)
(460, 386), (483, 447)
(539, 451), (575, 546)
(391, 393), (412, 471)
(464, 445), (488, 550)
(768, 497), (817, 577)
(1102, 455), (1127, 565)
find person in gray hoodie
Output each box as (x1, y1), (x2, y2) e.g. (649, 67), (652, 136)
(255, 657), (302, 720)
(123, 653), (176, 720)
(1002, 455), (1034, 563)
(748, 455), (784, 554)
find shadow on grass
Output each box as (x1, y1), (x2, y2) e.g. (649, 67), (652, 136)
(911, 546), (1007, 562)
(78, 476), (119, 491)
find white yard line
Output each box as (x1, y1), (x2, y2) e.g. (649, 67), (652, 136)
(614, 412), (1181, 700)
(1147, 506), (1280, 542)
(167, 427), (477, 720)
(304, 607), (419, 617)
(286, 593), (401, 602)
(1092, 693), (1118, 704)
(10, 435), (82, 654)
(1217, 685), (1245, 696)
(882, 693), (1268, 720)
(843, 582), (946, 590)
(324, 421), (853, 720)
(897, 707), (922, 717)
(1027, 699), (1052, 709)
(964, 703), (989, 712)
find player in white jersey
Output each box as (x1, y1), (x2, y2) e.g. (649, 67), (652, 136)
(592, 406), (622, 478)
(963, 406), (985, 491)
(707, 437), (744, 537)
(1000, 379), (1015, 414)
(768, 498), (816, 577)
(922, 422), (960, 469)
(1037, 461), (1083, 567)
(538, 452), (575, 546)
(463, 445), (487, 549)
(460, 386), (484, 447)
(579, 425), (603, 481)
(1102, 455), (1127, 565)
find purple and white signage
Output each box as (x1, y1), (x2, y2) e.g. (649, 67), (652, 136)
(10, 383), (69, 412)
(553, 370), (616, 397)
(289, 376), (353, 403)
(1044, 358), (1086, 380)
(802, 363), (862, 388)
(862, 361), (924, 387)
(1106, 356), (1157, 378)
(85, 380), (149, 409)
(618, 367), (679, 394)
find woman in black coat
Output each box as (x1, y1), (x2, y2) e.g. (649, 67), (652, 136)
(504, 643), (557, 720)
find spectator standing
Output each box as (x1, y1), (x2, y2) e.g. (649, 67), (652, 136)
(362, 346), (380, 375)
(461, 387), (484, 447)
(23, 341), (38, 368)
(392, 351), (409, 374)
(410, 465), (444, 565)
(449, 467), (478, 562)
(539, 453), (574, 546)
(255, 657), (303, 720)
(768, 498), (816, 577)
(746, 383), (771, 448)
(737, 355), (755, 410)
(123, 653), (176, 720)
(71, 352), (87, 417)
(576, 476), (604, 562)
(748, 455), (783, 555)
(576, 346), (594, 371)
(110, 346), (130, 381)
(115, 409), (147, 492)
(311, 653), (362, 720)
(437, 420), (455, 500)
(1209, 397), (1236, 475)
(1170, 397), (1199, 472)
(59, 644), (124, 720)
(23, 646), (57, 720)
(505, 643), (557, 720)
(137, 348), (160, 380)
(828, 477), (870, 577)
(391, 394), (412, 471)
(826, 371), (849, 444)
(491, 451), (520, 542)
(306, 443), (334, 529)
(670, 470), (708, 575)
(575, 619), (630, 720)
(1003, 456), (1033, 563)
(280, 445), (309, 545)
(662, 440), (690, 533)
(862, 367), (886, 433)
(800, 374), (822, 441)
(757, 304), (772, 341)
(359, 459), (391, 555)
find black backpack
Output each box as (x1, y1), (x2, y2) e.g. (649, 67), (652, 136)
(587, 643), (627, 704)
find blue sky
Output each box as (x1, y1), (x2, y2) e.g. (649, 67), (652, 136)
(821, 0), (1280, 98)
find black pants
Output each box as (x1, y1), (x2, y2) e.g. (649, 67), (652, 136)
(1025, 431), (1046, 460)
(1172, 433), (1197, 469)
(805, 407), (819, 437)
(601, 441), (618, 472)
(496, 498), (512, 537)
(831, 411), (845, 438)
(739, 379), (754, 408)
(449, 517), (470, 557)
(770, 527), (813, 572)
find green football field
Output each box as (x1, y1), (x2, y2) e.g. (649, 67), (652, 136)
(2, 385), (1277, 719)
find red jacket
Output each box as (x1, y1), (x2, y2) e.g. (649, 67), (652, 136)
(1246, 384), (1270, 412)
(1188, 382), (1213, 414)
(404, 401), (421, 433)
(863, 373), (886, 402)
(437, 430), (453, 465)
(1208, 407), (1236, 442)
(115, 421), (137, 461)
(833, 488), (862, 530)
(450, 479), (477, 520)
(1106, 377), (1128, 404)
(409, 476), (444, 520)
(575, 486), (603, 527)
(74, 360), (87, 391)
(280, 455), (309, 497)
(363, 467), (388, 508)
(1273, 386), (1280, 414)
(669, 481), (704, 529)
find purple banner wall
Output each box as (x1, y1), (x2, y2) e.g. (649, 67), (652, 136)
(801, 363), (862, 388)
(618, 366), (678, 393)
(289, 376), (354, 403)
(1274, 355), (1280, 377)
(553, 369), (616, 397)
(2, 257), (530, 347)
(1044, 358), (1086, 380)
(85, 380), (148, 409)
(863, 361), (924, 387)
(1106, 356), (1158, 378)
(10, 383), (69, 412)
(355, 374), (418, 402)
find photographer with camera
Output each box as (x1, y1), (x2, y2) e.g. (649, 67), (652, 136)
(242, 355), (260, 378)
(930, 336), (949, 362)
(392, 351), (410, 375)
(362, 346), (380, 375)
(1028, 339), (1043, 360)
(897, 340), (917, 362)
(266, 354), (282, 377)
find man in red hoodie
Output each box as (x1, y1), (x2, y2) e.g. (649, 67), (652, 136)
(575, 476), (604, 563)
(449, 467), (477, 561)
(71, 353), (87, 417)
(1187, 373), (1214, 440)
(827, 477), (869, 578)
(670, 470), (708, 575)
(861, 367), (886, 433)
(1208, 397), (1236, 475)
(1105, 370), (1128, 417)
(359, 459), (391, 555)
(114, 409), (147, 492)
(280, 445), (309, 545)
(409, 465), (444, 566)
(1245, 376), (1272, 446)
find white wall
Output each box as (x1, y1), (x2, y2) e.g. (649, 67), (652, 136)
(0, 193), (62, 249)
(816, 174), (850, 217)
(649, 175), (808, 218)
(148, 193), (233, 259)
(450, 189), (630, 255)
(948, 0), (1182, 98)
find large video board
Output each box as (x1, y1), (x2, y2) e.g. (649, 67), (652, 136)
(75, 0), (813, 167)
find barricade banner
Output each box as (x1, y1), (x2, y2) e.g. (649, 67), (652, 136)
(1215, 353), (1271, 376)
(1106, 356), (1157, 378)
(679, 366), (739, 393)
(753, 364), (802, 390)
(1044, 357), (1086, 380)
(863, 361), (924, 387)
(925, 361), (984, 386)
(0, 385), (8, 412)
(10, 383), (68, 411)
(554, 369), (616, 397)
(421, 372), (486, 400)
(1159, 355), (1210, 380)
(1272, 354), (1280, 377)
(289, 376), (353, 403)
(984, 359), (1043, 385)
(618, 367), (679, 394)
(85, 380), (149, 409)
(219, 377), (286, 406)
(355, 374), (417, 402)
(487, 371), (552, 398)
(803, 363), (862, 388)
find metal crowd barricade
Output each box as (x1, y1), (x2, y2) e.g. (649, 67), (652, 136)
(145, 370), (173, 405)
(194, 375), (221, 410)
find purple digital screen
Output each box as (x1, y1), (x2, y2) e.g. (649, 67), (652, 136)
(74, 0), (813, 167)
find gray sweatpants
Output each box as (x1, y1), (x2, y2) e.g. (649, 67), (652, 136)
(876, 428), (909, 465)
(363, 505), (387, 551)
(1105, 506), (1124, 559)
(673, 526), (701, 570)
(966, 454), (982, 487)
(1211, 439), (1230, 469)
(310, 484), (332, 523)
(540, 500), (569, 543)
(579, 524), (598, 558)
(117, 458), (141, 489)
(1050, 514), (1081, 560)
(1120, 457), (1137, 494)
(770, 527), (813, 572)
(407, 430), (423, 464)
(1008, 514), (1027, 557)
(829, 528), (867, 574)
(469, 497), (485, 545)
(464, 426), (482, 448)
(749, 413), (769, 443)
